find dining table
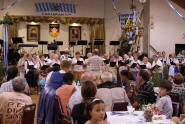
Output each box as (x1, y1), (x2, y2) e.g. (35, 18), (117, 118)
(106, 111), (175, 124)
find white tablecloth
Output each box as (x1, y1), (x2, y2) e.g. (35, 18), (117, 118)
(107, 111), (174, 124)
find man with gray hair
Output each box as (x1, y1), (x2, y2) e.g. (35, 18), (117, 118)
(97, 72), (129, 111)
(0, 77), (32, 124)
(68, 72), (97, 110)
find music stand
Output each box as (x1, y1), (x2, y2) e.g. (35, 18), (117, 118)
(94, 39), (104, 52)
(56, 41), (63, 52)
(12, 37), (23, 44)
(77, 40), (87, 55)
(47, 43), (57, 51)
(38, 41), (48, 53)
(0, 40), (3, 45)
(110, 41), (120, 53)
(69, 41), (76, 57)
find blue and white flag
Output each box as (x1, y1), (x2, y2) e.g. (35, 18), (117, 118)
(3, 24), (8, 75)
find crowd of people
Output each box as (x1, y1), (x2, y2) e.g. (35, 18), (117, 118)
(0, 48), (185, 124)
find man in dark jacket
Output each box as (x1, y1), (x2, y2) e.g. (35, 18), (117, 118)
(132, 70), (156, 109)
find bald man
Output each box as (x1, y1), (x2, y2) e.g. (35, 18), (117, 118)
(68, 72), (97, 110)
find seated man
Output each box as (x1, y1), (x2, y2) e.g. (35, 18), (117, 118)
(0, 66), (30, 95)
(0, 77), (32, 124)
(97, 72), (129, 111)
(133, 70), (156, 109)
(68, 72), (97, 110)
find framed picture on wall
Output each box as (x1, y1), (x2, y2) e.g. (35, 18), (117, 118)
(27, 25), (40, 41)
(69, 26), (81, 42)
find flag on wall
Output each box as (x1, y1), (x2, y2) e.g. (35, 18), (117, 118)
(49, 24), (60, 37)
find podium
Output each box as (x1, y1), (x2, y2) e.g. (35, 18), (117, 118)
(38, 41), (48, 53)
(77, 40), (87, 55)
(110, 41), (120, 53)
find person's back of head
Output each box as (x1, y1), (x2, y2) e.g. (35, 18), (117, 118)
(52, 63), (60, 72)
(61, 60), (71, 69)
(93, 49), (99, 56)
(63, 72), (74, 85)
(120, 70), (135, 81)
(80, 72), (96, 85)
(173, 73), (184, 85)
(81, 81), (97, 101)
(138, 69), (150, 82)
(12, 77), (27, 93)
(100, 72), (112, 83)
(158, 80), (172, 93)
(7, 66), (18, 81)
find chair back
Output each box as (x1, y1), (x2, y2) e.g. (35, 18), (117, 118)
(54, 95), (63, 121)
(169, 92), (180, 102)
(112, 99), (128, 111)
(21, 103), (36, 124)
(54, 95), (73, 124)
(172, 102), (179, 117)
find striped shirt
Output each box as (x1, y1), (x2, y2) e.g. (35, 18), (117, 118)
(135, 81), (156, 105)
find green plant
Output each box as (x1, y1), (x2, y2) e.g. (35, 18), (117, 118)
(120, 33), (131, 54)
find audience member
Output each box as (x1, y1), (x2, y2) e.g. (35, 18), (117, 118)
(0, 77), (32, 124)
(68, 72), (97, 110)
(97, 72), (129, 111)
(56, 72), (75, 114)
(85, 99), (109, 124)
(71, 81), (97, 124)
(156, 80), (173, 119)
(37, 60), (71, 124)
(133, 70), (156, 109)
(0, 66), (30, 95)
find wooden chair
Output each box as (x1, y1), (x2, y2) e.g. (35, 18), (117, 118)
(112, 99), (128, 111)
(172, 102), (180, 117)
(169, 92), (180, 103)
(21, 103), (36, 124)
(54, 95), (73, 124)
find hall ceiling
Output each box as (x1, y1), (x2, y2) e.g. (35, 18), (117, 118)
(171, 0), (185, 10)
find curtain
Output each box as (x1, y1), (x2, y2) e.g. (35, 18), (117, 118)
(8, 23), (18, 44)
(89, 23), (105, 55)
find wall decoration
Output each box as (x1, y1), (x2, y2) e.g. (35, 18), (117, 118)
(49, 24), (60, 37)
(69, 26), (81, 42)
(35, 2), (76, 16)
(27, 25), (40, 41)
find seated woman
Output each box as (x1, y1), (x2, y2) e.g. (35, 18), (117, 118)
(37, 60), (71, 124)
(171, 73), (185, 113)
(56, 72), (75, 114)
(71, 81), (97, 124)
(120, 70), (136, 104)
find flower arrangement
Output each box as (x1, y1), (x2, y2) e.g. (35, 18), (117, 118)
(143, 104), (161, 122)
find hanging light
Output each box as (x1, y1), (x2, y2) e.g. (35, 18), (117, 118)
(139, 0), (146, 3)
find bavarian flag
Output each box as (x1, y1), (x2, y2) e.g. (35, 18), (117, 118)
(49, 24), (60, 37)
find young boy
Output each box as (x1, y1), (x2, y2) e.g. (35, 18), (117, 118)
(156, 80), (173, 119)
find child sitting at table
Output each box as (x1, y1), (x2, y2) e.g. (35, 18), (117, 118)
(156, 80), (173, 119)
(85, 98), (109, 124)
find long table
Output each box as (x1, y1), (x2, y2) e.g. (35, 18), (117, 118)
(106, 111), (175, 124)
